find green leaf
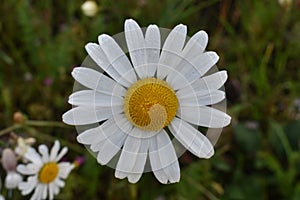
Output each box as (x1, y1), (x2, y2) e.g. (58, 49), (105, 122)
(233, 123), (261, 153)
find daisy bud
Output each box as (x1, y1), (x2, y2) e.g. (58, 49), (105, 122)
(13, 111), (25, 124)
(81, 1), (98, 17)
(1, 148), (17, 172)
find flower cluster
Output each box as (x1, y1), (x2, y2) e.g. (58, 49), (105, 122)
(0, 136), (74, 200)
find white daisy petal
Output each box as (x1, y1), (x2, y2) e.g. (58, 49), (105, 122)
(115, 128), (148, 183)
(176, 71), (228, 98)
(49, 140), (60, 162)
(71, 67), (126, 97)
(18, 176), (38, 195)
(49, 183), (54, 200)
(77, 113), (129, 150)
(149, 130), (180, 184)
(42, 184), (47, 199)
(62, 105), (123, 125)
(129, 138), (149, 183)
(98, 34), (137, 87)
(68, 90), (123, 107)
(181, 30), (208, 60)
(51, 182), (60, 195)
(31, 184), (43, 200)
(55, 147), (68, 162)
(58, 163), (74, 179)
(169, 117), (214, 158)
(177, 106), (231, 128)
(77, 118), (116, 147)
(38, 145), (49, 163)
(54, 178), (65, 187)
(157, 24), (187, 79)
(179, 90), (225, 106)
(85, 42), (136, 87)
(149, 136), (168, 184)
(24, 147), (43, 167)
(17, 164), (40, 175)
(96, 132), (127, 165)
(125, 19), (147, 79)
(145, 24), (160, 78)
(96, 115), (132, 165)
(167, 51), (219, 90)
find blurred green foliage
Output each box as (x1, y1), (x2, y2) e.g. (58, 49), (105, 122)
(0, 0), (300, 199)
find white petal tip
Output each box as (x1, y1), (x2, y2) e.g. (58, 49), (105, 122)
(62, 111), (77, 126)
(85, 42), (98, 53)
(158, 177), (180, 184)
(224, 115), (232, 126)
(199, 30), (208, 36)
(115, 171), (126, 179)
(204, 148), (215, 159)
(175, 24), (187, 32)
(125, 19), (138, 26)
(208, 51), (220, 63)
(62, 113), (71, 125)
(220, 71), (228, 82)
(148, 24), (159, 29)
(71, 67), (83, 79)
(96, 153), (108, 165)
(125, 19), (136, 23)
(169, 178), (180, 184)
(128, 176), (140, 184)
(98, 34), (110, 44)
(76, 134), (86, 144)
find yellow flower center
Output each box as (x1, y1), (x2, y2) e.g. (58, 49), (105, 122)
(39, 162), (59, 184)
(124, 78), (178, 131)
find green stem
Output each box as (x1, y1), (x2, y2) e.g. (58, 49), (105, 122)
(185, 175), (219, 200)
(128, 184), (138, 200)
(0, 124), (21, 137)
(0, 120), (70, 137)
(25, 120), (70, 128)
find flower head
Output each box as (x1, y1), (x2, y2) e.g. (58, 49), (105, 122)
(63, 19), (231, 184)
(17, 141), (74, 200)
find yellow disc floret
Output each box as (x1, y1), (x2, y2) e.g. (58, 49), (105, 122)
(124, 78), (178, 131)
(39, 162), (59, 184)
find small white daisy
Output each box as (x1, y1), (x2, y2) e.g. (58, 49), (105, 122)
(63, 19), (231, 184)
(17, 141), (74, 200)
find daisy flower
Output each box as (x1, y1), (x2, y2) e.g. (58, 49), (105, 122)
(63, 19), (231, 184)
(17, 141), (74, 200)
